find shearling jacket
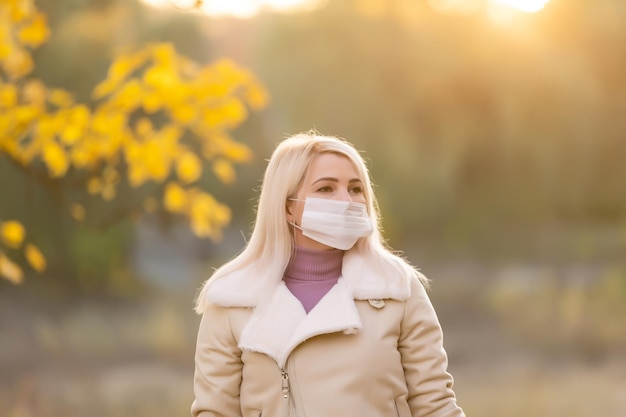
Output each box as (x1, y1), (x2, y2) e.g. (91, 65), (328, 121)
(191, 250), (465, 417)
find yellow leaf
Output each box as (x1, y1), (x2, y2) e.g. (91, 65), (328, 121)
(71, 144), (92, 168)
(112, 78), (143, 111)
(128, 165), (148, 187)
(0, 84), (18, 107)
(0, 253), (23, 284)
(143, 65), (179, 90)
(0, 43), (12, 60)
(17, 12), (50, 47)
(22, 79), (47, 105)
(220, 98), (246, 126)
(141, 91), (162, 113)
(213, 203), (231, 224)
(135, 118), (153, 137)
(41, 140), (69, 177)
(1, 220), (26, 249)
(9, 1), (35, 22)
(201, 109), (222, 129)
(171, 105), (196, 124)
(103, 165), (119, 183)
(14, 105), (39, 125)
(190, 195), (214, 238)
(87, 177), (103, 195)
(164, 182), (187, 213)
(93, 51), (147, 99)
(70, 204), (85, 221)
(213, 58), (247, 86)
(176, 151), (202, 183)
(143, 140), (170, 182)
(244, 83), (269, 110)
(92, 80), (115, 99)
(150, 43), (175, 65)
(213, 159), (236, 184)
(222, 141), (252, 163)
(25, 243), (46, 272)
(102, 183), (116, 201)
(35, 115), (57, 138)
(49, 89), (74, 107)
(59, 105), (89, 145)
(3, 47), (34, 79)
(189, 192), (231, 239)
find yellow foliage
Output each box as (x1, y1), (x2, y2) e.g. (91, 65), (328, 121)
(176, 151), (202, 183)
(141, 91), (163, 113)
(87, 177), (103, 195)
(17, 12), (49, 47)
(212, 158), (236, 184)
(101, 183), (116, 201)
(22, 79), (46, 105)
(164, 182), (187, 213)
(0, 83), (18, 107)
(41, 139), (69, 177)
(135, 118), (154, 137)
(0, 252), (23, 284)
(0, 0), (268, 283)
(25, 243), (46, 272)
(93, 51), (147, 99)
(59, 105), (90, 145)
(49, 89), (74, 108)
(143, 64), (180, 90)
(1, 220), (25, 249)
(244, 83), (269, 110)
(189, 190), (232, 238)
(3, 46), (33, 79)
(7, 0), (36, 22)
(222, 140), (252, 163)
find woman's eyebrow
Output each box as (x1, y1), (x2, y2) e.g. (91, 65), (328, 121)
(311, 177), (362, 185)
(312, 177), (338, 185)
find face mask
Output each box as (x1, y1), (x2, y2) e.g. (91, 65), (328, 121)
(289, 197), (374, 250)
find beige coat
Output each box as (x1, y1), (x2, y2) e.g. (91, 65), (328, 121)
(192, 251), (465, 417)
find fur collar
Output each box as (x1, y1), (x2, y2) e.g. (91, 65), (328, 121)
(203, 250), (413, 367)
(205, 250), (412, 307)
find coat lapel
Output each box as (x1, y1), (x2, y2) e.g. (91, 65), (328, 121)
(238, 279), (362, 368)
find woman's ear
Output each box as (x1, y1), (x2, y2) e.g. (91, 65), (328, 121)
(285, 201), (294, 223)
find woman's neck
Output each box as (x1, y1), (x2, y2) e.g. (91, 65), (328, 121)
(284, 246), (344, 281)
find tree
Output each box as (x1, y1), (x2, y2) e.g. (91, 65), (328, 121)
(0, 0), (268, 283)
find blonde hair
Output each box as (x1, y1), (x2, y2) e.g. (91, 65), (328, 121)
(194, 131), (427, 313)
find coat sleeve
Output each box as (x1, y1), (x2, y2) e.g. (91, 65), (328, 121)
(398, 278), (465, 417)
(191, 303), (243, 417)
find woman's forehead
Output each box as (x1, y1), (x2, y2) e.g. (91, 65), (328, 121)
(305, 153), (359, 178)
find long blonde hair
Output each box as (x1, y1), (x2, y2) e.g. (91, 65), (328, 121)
(194, 131), (426, 313)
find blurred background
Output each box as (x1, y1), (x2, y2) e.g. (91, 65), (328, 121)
(1, 0), (625, 416)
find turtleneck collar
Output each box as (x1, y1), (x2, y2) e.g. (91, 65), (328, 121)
(284, 246), (344, 281)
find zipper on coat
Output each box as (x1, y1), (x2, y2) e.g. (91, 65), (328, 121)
(280, 367), (297, 417)
(280, 368), (290, 399)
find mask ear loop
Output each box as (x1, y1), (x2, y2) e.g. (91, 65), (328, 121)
(286, 197), (300, 256)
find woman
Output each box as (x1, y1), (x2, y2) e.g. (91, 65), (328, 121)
(192, 132), (465, 417)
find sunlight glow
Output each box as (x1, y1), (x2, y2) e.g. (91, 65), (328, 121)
(140, 0), (322, 18)
(489, 0), (551, 13)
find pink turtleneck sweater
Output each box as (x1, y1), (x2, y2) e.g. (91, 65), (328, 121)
(283, 247), (344, 313)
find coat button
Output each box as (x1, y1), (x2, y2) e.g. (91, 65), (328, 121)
(368, 299), (385, 308)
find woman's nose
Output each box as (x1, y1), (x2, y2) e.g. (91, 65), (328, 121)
(335, 189), (353, 201)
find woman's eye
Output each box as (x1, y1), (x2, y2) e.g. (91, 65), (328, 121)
(317, 186), (333, 193)
(350, 186), (363, 194)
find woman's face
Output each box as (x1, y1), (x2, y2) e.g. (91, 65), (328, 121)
(287, 152), (365, 250)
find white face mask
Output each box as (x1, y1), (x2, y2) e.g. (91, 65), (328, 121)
(289, 197), (374, 250)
